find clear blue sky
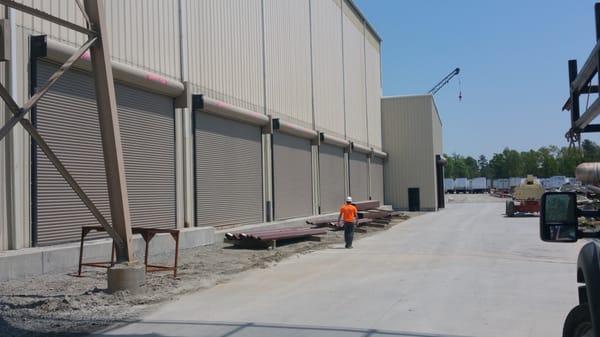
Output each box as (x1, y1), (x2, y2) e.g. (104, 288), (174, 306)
(355, 0), (600, 158)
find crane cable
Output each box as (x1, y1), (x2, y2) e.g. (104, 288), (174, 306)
(458, 74), (463, 101)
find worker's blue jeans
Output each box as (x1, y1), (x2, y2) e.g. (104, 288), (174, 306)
(344, 222), (355, 248)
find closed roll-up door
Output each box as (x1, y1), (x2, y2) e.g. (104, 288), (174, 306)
(319, 144), (345, 213)
(273, 133), (312, 220)
(371, 157), (384, 202)
(34, 62), (176, 246)
(195, 112), (263, 227)
(349, 152), (369, 201)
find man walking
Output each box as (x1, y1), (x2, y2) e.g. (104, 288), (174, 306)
(338, 196), (358, 249)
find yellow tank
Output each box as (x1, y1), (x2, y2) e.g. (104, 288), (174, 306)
(513, 175), (544, 201)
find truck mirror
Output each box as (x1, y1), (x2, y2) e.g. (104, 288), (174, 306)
(540, 192), (578, 242)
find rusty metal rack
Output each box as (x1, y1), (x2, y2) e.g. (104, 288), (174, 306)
(77, 225), (180, 278)
(225, 226), (327, 249)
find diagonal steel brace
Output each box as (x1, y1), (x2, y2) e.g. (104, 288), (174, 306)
(0, 37), (97, 141)
(0, 39), (124, 249)
(0, 0), (94, 36)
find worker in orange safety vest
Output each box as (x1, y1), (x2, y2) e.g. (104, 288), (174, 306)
(337, 196), (358, 249)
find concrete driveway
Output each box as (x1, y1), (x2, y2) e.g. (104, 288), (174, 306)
(97, 199), (582, 337)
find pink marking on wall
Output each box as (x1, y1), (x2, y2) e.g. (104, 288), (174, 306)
(216, 101), (228, 109)
(145, 73), (168, 85)
(80, 51), (91, 61)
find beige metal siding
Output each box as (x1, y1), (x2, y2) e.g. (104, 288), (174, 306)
(381, 95), (437, 211)
(311, 0), (345, 138)
(365, 32), (382, 149)
(15, 0), (181, 79)
(342, 2), (367, 144)
(432, 102), (443, 156)
(186, 0), (265, 113)
(264, 0), (313, 128)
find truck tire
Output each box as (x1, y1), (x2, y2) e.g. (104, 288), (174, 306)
(506, 200), (515, 217)
(563, 304), (592, 337)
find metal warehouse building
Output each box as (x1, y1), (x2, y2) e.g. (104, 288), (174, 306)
(381, 94), (445, 212)
(0, 0), (392, 251)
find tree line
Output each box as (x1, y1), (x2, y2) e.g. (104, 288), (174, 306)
(445, 140), (600, 179)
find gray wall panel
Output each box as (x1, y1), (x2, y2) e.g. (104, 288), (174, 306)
(370, 157), (384, 203)
(194, 112), (263, 227)
(319, 144), (345, 213)
(273, 133), (312, 220)
(349, 152), (368, 201)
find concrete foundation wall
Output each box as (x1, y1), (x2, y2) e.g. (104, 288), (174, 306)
(0, 226), (215, 281)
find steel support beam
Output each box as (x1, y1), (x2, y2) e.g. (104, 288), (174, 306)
(84, 0), (134, 263)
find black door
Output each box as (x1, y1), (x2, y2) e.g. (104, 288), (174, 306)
(408, 188), (420, 211)
(436, 162), (445, 209)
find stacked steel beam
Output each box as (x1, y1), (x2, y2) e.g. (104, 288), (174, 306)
(225, 226), (327, 248)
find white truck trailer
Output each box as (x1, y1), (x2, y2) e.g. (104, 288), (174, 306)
(444, 178), (455, 193)
(454, 178), (469, 193)
(471, 177), (487, 193)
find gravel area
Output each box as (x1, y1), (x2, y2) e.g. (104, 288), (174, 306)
(0, 215), (412, 337)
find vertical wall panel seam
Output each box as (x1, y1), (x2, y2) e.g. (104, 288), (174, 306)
(362, 20), (369, 146)
(340, 2), (347, 138)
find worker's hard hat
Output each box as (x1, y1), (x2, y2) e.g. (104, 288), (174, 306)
(346, 196), (353, 203)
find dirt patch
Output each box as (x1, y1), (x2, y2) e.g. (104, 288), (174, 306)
(0, 216), (413, 337)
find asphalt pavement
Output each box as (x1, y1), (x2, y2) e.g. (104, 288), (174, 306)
(96, 197), (583, 337)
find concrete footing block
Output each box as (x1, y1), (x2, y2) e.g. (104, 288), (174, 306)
(107, 263), (146, 294)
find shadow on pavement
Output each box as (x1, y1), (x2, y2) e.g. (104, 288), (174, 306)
(96, 319), (482, 337)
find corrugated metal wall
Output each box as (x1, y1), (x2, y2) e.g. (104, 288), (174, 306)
(264, 0), (313, 128)
(342, 2), (368, 145)
(2, 0), (385, 250)
(432, 102), (443, 156)
(311, 0), (345, 138)
(381, 95), (437, 211)
(186, 0), (265, 113)
(15, 0), (181, 80)
(365, 32), (382, 150)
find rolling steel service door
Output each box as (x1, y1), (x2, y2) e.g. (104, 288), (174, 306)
(349, 152), (369, 201)
(194, 112), (263, 227)
(319, 144), (345, 213)
(34, 62), (176, 246)
(371, 157), (384, 202)
(273, 133), (312, 220)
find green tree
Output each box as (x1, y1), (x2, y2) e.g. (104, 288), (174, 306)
(478, 155), (490, 178)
